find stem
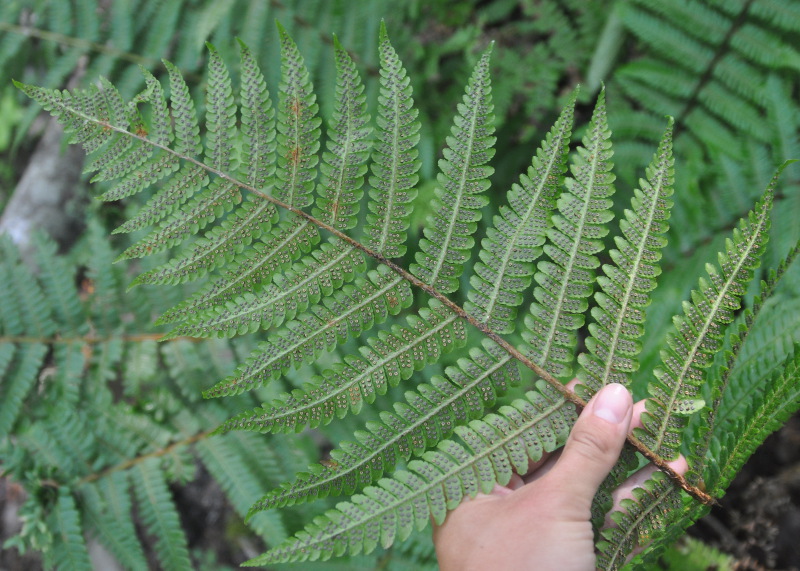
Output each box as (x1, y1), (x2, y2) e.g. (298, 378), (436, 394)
(78, 430), (213, 485)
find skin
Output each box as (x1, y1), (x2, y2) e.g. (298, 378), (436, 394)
(433, 382), (688, 571)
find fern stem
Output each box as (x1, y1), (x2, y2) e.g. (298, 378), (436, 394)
(0, 333), (194, 345)
(77, 430), (213, 486)
(0, 21), (158, 68)
(66, 118), (715, 506)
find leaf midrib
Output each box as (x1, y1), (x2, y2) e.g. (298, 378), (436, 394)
(652, 205), (767, 451)
(539, 132), (605, 369)
(480, 126), (568, 325)
(600, 164), (669, 384)
(429, 76), (485, 288)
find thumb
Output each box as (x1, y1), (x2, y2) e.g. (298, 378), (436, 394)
(549, 383), (633, 507)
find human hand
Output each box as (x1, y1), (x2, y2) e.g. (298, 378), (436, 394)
(432, 382), (688, 571)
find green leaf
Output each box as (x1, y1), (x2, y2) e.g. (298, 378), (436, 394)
(411, 46), (495, 294)
(365, 22), (421, 258)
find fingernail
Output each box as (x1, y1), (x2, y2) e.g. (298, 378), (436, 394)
(592, 384), (631, 424)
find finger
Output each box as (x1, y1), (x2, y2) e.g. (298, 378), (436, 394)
(541, 383), (633, 507)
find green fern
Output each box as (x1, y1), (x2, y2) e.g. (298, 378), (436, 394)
(0, 228), (328, 568)
(13, 20), (800, 570)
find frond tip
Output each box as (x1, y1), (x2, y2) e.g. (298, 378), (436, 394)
(411, 46), (496, 293)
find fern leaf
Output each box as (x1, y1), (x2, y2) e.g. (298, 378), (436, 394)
(131, 194), (280, 285)
(687, 239), (800, 485)
(275, 22), (321, 208)
(197, 433), (288, 543)
(81, 77), (136, 175)
(81, 473), (149, 570)
(31, 234), (85, 331)
(237, 39), (276, 192)
(118, 178), (242, 260)
(595, 471), (684, 571)
(50, 490), (92, 571)
(576, 119), (675, 397)
(636, 182), (774, 459)
(156, 217), (319, 321)
(248, 385), (574, 564)
(132, 458), (192, 571)
(709, 346), (800, 493)
(95, 71), (176, 196)
(162, 239), (365, 339)
(247, 339), (518, 513)
(203, 266), (411, 397)
(0, 343), (49, 437)
(365, 22), (421, 258)
(522, 90), (616, 379)
(411, 47), (495, 293)
(113, 61), (202, 234)
(131, 42), (280, 284)
(218, 300), (465, 434)
(313, 36), (371, 230)
(114, 165), (208, 234)
(465, 91), (575, 333)
(0, 239), (55, 338)
(204, 42), (237, 173)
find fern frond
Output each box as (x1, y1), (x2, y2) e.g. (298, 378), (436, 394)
(636, 180), (775, 459)
(247, 385), (574, 565)
(96, 71), (177, 200)
(118, 178), (242, 260)
(132, 458), (193, 570)
(132, 193), (280, 285)
(0, 343), (49, 437)
(577, 119), (675, 397)
(687, 239), (800, 485)
(31, 234), (86, 332)
(81, 473), (149, 570)
(246, 339), (517, 513)
(522, 89), (615, 379)
(365, 21), (421, 259)
(114, 165), (207, 235)
(411, 46), (495, 294)
(218, 299), (465, 434)
(313, 36), (371, 230)
(464, 91), (575, 334)
(595, 471), (684, 571)
(50, 490), (92, 571)
(130, 41), (281, 283)
(162, 240), (366, 339)
(2, 239), (57, 338)
(709, 346), (800, 493)
(156, 217), (319, 321)
(197, 432), (288, 543)
(203, 266), (411, 397)
(275, 22), (321, 208)
(113, 60), (202, 234)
